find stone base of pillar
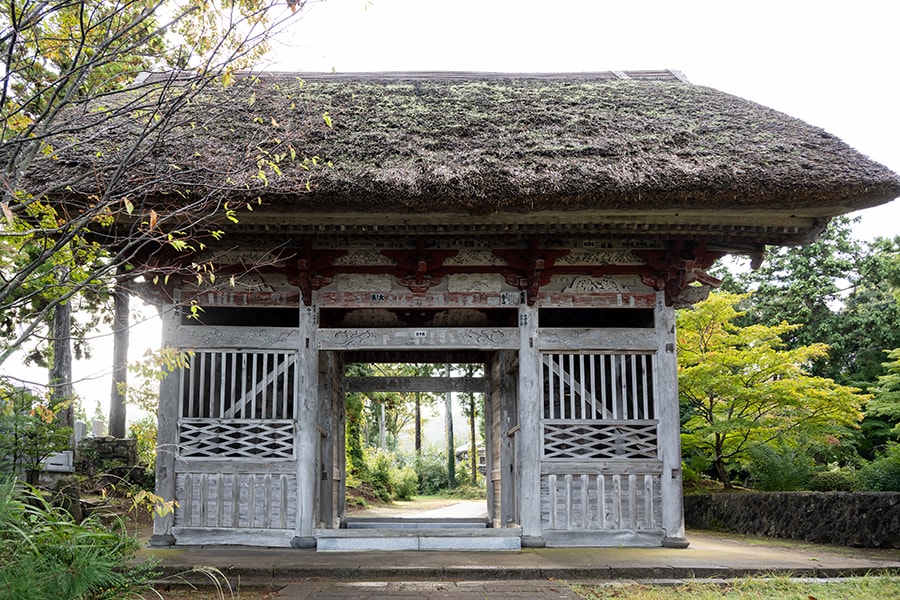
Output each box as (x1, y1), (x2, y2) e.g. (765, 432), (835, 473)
(149, 533), (176, 547)
(662, 536), (690, 549)
(291, 536), (318, 549)
(520, 535), (546, 548)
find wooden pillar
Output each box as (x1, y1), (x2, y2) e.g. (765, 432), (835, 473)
(292, 301), (319, 548)
(517, 302), (544, 546)
(498, 350), (518, 529)
(150, 303), (180, 546)
(655, 292), (689, 548)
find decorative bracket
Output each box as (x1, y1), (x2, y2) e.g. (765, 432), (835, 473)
(494, 240), (570, 305)
(382, 240), (458, 293)
(636, 241), (726, 307)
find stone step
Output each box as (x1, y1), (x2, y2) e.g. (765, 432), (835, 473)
(315, 527), (523, 552)
(345, 517), (488, 529)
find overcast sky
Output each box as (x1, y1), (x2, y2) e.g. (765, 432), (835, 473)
(266, 0), (900, 241)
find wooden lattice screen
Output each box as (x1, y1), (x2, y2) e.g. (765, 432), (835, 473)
(173, 347), (300, 534)
(540, 352), (662, 533)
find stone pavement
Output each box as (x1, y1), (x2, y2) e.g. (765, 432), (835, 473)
(138, 530), (900, 598)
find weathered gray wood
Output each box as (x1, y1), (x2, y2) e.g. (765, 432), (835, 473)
(537, 328), (658, 351)
(517, 304), (542, 542)
(172, 527), (296, 547)
(173, 460), (297, 475)
(317, 291), (521, 309)
(540, 460), (662, 475)
(344, 376), (488, 394)
(536, 292), (657, 309)
(654, 292), (688, 547)
(151, 304), (180, 546)
(295, 302), (320, 543)
(317, 327), (519, 350)
(499, 349), (518, 529)
(176, 325), (301, 350)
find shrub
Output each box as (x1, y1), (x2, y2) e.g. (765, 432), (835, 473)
(415, 450), (450, 495)
(809, 468), (862, 492)
(391, 465), (418, 500)
(364, 447), (394, 501)
(0, 480), (157, 599)
(859, 443), (900, 491)
(128, 414), (158, 472)
(745, 444), (815, 491)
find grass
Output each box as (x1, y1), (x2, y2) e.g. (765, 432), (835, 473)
(571, 576), (900, 600)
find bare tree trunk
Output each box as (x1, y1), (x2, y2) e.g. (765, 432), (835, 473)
(379, 401), (386, 449)
(108, 273), (129, 438)
(414, 391), (422, 455)
(445, 364), (455, 488)
(49, 300), (74, 428)
(469, 394), (477, 484)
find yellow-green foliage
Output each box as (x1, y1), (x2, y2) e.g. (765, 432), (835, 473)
(677, 292), (865, 486)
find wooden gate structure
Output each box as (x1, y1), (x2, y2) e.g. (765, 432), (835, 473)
(33, 71), (899, 549)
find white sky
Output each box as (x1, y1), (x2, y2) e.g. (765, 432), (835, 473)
(7, 0), (900, 417)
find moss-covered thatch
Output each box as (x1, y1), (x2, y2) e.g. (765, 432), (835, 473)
(24, 71), (900, 238)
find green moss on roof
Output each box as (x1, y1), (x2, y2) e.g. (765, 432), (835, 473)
(26, 73), (900, 216)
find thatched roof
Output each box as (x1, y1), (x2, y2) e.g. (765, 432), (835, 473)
(27, 70), (900, 246)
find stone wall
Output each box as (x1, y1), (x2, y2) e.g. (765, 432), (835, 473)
(684, 492), (900, 548)
(75, 437), (138, 472)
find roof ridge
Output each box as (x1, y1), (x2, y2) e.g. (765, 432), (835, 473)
(235, 69), (692, 83)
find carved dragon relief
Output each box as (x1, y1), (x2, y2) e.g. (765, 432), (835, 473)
(538, 328), (656, 350)
(562, 275), (630, 293)
(461, 329), (512, 347)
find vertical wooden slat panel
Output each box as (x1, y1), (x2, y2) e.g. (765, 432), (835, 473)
(578, 354), (586, 419)
(231, 475), (241, 527)
(589, 354), (598, 418)
(619, 354), (628, 419)
(548, 474), (557, 530)
(250, 354), (258, 419)
(229, 352), (237, 419)
(199, 473), (209, 527)
(630, 354), (639, 421)
(248, 474), (256, 528)
(261, 353), (269, 419)
(263, 473), (272, 529)
(581, 474), (590, 530)
(240, 353), (248, 418)
(198, 353), (207, 418)
(628, 473), (637, 529)
(557, 354), (565, 419)
(280, 474), (289, 529)
(644, 474), (654, 529)
(187, 355), (196, 418)
(564, 474), (573, 530)
(598, 475), (606, 530)
(641, 355), (650, 419)
(610, 356), (618, 420)
(218, 352), (226, 419)
(183, 475), (193, 527)
(281, 354), (289, 419)
(547, 355), (555, 420)
(567, 354), (575, 420)
(600, 354), (608, 419)
(612, 474), (621, 529)
(216, 473), (224, 527)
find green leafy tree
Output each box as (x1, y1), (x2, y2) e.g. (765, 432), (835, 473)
(678, 292), (865, 488)
(867, 348), (900, 438)
(0, 0), (307, 428)
(0, 382), (72, 484)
